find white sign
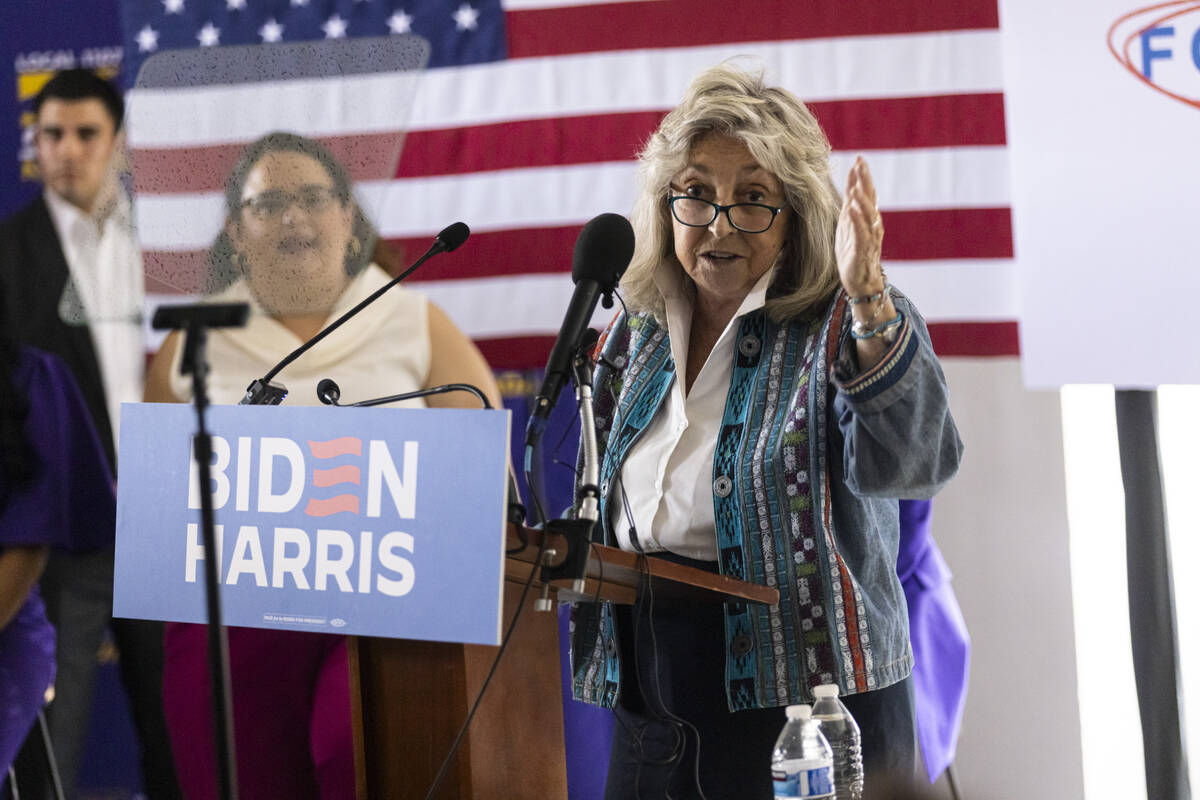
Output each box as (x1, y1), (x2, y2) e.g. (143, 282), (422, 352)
(1002, 0), (1200, 387)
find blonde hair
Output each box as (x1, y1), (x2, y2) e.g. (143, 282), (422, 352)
(621, 62), (842, 322)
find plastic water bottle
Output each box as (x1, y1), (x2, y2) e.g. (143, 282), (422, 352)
(771, 704), (835, 799)
(813, 684), (864, 800)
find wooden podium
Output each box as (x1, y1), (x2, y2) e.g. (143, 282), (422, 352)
(348, 524), (778, 799)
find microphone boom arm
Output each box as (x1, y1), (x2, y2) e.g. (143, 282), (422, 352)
(241, 223), (469, 405)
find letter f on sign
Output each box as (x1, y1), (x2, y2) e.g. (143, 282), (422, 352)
(1141, 26), (1174, 79)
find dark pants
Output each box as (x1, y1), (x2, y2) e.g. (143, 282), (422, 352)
(604, 553), (917, 800)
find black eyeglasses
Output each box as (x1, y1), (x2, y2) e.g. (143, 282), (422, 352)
(241, 186), (339, 220)
(667, 195), (785, 234)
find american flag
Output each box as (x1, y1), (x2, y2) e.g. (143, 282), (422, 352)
(120, 0), (1017, 370)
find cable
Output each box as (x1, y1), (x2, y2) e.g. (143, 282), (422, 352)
(617, 469), (710, 800)
(548, 410), (582, 480)
(636, 556), (710, 800)
(612, 477), (710, 800)
(588, 541), (607, 604)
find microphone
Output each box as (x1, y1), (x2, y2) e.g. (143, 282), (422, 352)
(524, 213), (634, 446)
(241, 222), (471, 405)
(429, 221), (470, 255)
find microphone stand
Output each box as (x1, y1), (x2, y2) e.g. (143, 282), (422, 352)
(153, 303), (247, 800)
(533, 334), (600, 609)
(317, 379), (492, 410)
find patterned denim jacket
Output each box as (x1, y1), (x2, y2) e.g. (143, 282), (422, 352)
(569, 289), (963, 710)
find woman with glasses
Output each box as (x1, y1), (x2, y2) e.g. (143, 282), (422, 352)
(144, 132), (499, 800)
(570, 64), (962, 798)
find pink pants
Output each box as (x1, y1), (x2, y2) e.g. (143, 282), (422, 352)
(162, 624), (354, 800)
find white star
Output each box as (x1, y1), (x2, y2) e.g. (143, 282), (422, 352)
(226, 0), (246, 9)
(290, 0), (308, 6)
(322, 14), (348, 38)
(162, 0), (184, 12)
(136, 25), (159, 53)
(387, 10), (413, 34)
(452, 3), (479, 31)
(259, 18), (284, 42)
(197, 22), (220, 47)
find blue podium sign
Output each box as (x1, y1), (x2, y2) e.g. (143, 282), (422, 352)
(114, 403), (510, 646)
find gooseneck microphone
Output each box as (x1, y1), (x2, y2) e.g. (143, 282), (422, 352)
(241, 222), (470, 405)
(524, 213), (634, 446)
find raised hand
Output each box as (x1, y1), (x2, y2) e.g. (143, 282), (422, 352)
(835, 156), (885, 297)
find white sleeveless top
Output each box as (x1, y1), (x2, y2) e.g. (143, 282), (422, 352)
(168, 264), (431, 408)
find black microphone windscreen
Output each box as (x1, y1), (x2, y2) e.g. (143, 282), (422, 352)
(571, 213), (634, 289)
(437, 221), (471, 252)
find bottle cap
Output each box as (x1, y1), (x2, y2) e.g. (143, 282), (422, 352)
(814, 684), (840, 699)
(785, 704), (812, 721)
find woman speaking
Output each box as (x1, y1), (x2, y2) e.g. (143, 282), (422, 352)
(569, 64), (963, 798)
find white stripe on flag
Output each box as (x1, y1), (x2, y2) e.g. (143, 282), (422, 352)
(883, 259), (1018, 321)
(417, 260), (1016, 339)
(146, 257), (1014, 349)
(127, 71), (423, 148)
(126, 30), (1003, 147)
(134, 146), (1010, 248)
(405, 30), (1003, 129)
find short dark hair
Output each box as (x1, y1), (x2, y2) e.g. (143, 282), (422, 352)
(33, 68), (125, 131)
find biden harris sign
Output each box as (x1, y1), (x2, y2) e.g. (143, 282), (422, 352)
(114, 403), (511, 646)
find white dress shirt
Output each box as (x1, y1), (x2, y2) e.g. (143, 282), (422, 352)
(612, 264), (773, 560)
(44, 187), (146, 459)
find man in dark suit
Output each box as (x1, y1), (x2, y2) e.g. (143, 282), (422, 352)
(0, 69), (179, 800)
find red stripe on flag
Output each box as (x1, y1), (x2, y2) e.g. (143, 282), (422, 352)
(131, 93), (1007, 192)
(131, 132), (408, 195)
(927, 321), (1019, 356)
(392, 208), (1012, 282)
(506, 0), (1000, 59)
(815, 93), (1007, 151)
(143, 206), (1011, 292)
(881, 208), (1012, 261)
(395, 111), (666, 178)
(394, 226), (580, 281)
(392, 94), (1006, 179)
(476, 335), (559, 371)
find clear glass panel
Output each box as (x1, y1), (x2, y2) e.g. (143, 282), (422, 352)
(121, 36), (428, 324)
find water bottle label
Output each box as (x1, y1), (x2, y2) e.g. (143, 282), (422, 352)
(771, 764), (834, 799)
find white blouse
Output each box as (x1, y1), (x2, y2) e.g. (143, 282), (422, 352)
(611, 265), (773, 560)
(168, 264), (431, 407)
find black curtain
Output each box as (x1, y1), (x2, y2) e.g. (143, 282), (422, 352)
(1115, 389), (1191, 800)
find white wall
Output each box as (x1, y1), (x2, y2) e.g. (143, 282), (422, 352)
(932, 357), (1085, 799)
